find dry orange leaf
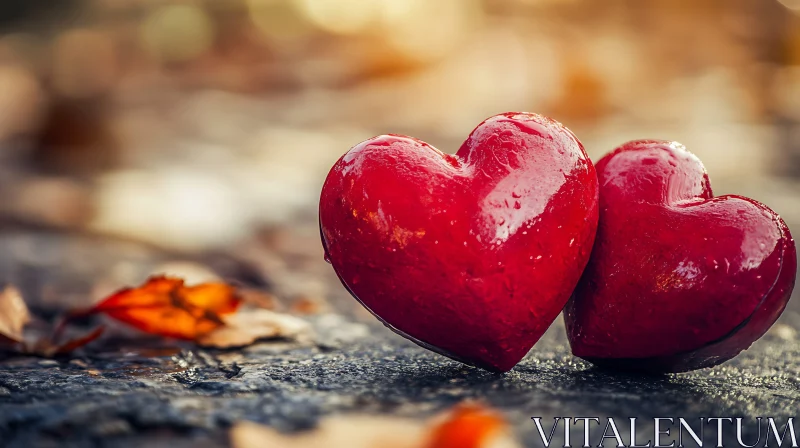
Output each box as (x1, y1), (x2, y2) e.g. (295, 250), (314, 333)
(425, 403), (517, 448)
(0, 286), (104, 357)
(198, 309), (311, 348)
(82, 276), (242, 339)
(26, 326), (106, 358)
(230, 402), (519, 448)
(47, 326), (106, 356)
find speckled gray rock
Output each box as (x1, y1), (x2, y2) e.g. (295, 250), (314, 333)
(0, 229), (799, 447)
(2, 311), (800, 447)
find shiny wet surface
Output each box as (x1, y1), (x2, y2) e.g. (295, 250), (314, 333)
(320, 113), (598, 372)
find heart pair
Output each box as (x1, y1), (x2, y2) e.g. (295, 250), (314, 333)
(319, 113), (797, 373)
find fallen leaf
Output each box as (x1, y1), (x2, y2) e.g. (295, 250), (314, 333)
(230, 403), (519, 448)
(24, 326), (105, 357)
(0, 286), (31, 346)
(198, 309), (311, 348)
(0, 286), (103, 358)
(79, 276), (242, 339)
(425, 403), (519, 448)
(48, 326), (106, 356)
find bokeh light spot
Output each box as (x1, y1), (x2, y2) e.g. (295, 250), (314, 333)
(294, 0), (379, 35)
(140, 4), (215, 63)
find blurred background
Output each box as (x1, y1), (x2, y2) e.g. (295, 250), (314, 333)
(0, 0), (799, 315)
(3, 4), (800, 445)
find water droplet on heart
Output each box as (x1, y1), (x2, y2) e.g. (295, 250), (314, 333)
(322, 234), (333, 263)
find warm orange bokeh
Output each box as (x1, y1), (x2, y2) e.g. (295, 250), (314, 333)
(88, 276), (242, 339)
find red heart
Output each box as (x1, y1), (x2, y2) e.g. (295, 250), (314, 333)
(320, 113), (599, 372)
(565, 140), (797, 373)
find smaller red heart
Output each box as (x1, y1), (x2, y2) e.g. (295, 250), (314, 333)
(565, 140), (797, 373)
(320, 113), (599, 372)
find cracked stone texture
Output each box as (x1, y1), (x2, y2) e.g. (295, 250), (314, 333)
(0, 229), (799, 447)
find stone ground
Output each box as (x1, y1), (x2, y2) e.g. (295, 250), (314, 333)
(0, 229), (799, 447)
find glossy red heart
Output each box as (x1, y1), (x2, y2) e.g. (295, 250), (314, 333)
(320, 113), (599, 372)
(565, 140), (797, 373)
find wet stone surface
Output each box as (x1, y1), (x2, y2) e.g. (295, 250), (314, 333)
(2, 311), (800, 448)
